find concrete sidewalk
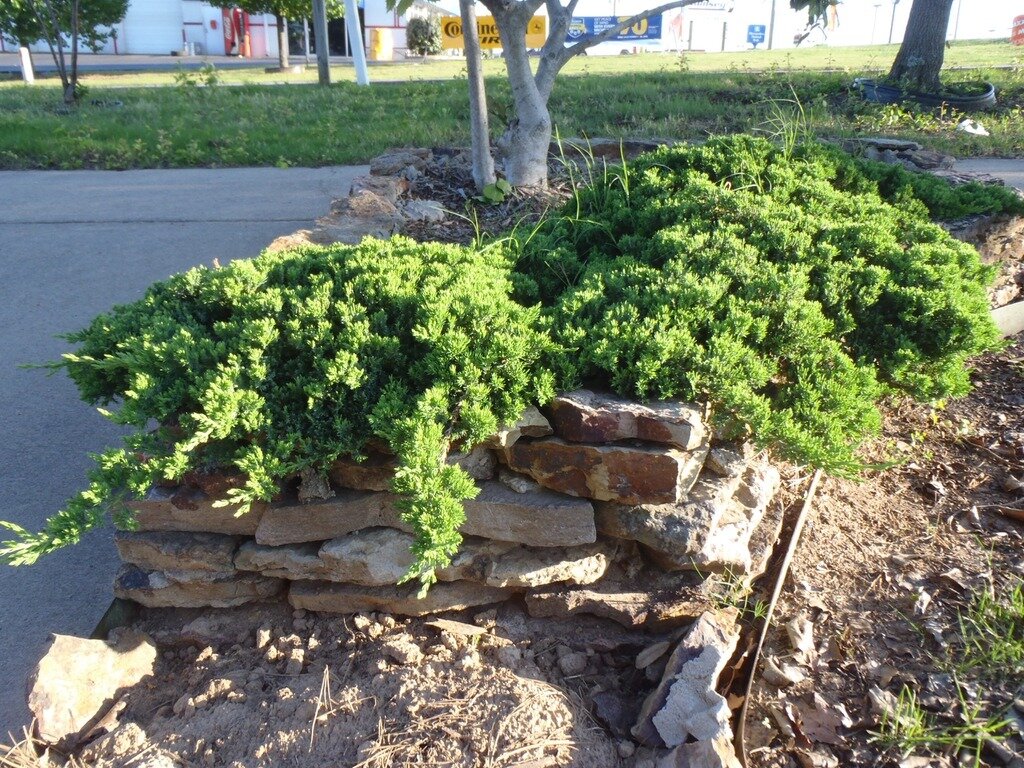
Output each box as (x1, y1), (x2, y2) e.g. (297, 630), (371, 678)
(957, 158), (1024, 191)
(0, 165), (366, 737)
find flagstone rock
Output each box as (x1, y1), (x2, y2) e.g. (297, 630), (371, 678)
(594, 471), (742, 570)
(114, 564), (284, 608)
(524, 567), (713, 628)
(28, 631), (157, 747)
(255, 490), (409, 546)
(124, 486), (265, 536)
(288, 580), (513, 616)
(349, 174), (409, 204)
(235, 541), (334, 581)
(695, 464), (781, 573)
(114, 530), (240, 575)
(461, 481), (596, 547)
(549, 390), (706, 450)
(329, 451), (398, 491)
(633, 609), (739, 749)
(506, 438), (707, 505)
(486, 405), (553, 449)
(484, 541), (612, 588)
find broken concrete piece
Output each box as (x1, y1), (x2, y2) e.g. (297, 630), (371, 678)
(657, 737), (742, 768)
(549, 390), (706, 450)
(114, 530), (240, 574)
(27, 631), (157, 747)
(633, 609), (740, 748)
(486, 405), (553, 449)
(114, 564), (284, 608)
(462, 481), (597, 547)
(255, 490), (408, 546)
(288, 580), (513, 616)
(123, 485), (265, 536)
(506, 438), (707, 505)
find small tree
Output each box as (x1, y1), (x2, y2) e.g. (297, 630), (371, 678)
(406, 15), (442, 57)
(235, 0), (343, 70)
(0, 0), (128, 102)
(388, 0), (703, 189)
(793, 0), (953, 92)
(887, 0), (954, 92)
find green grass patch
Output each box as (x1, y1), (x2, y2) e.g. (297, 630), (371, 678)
(0, 40), (1022, 169)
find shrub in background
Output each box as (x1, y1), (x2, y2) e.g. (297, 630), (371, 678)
(405, 16), (442, 58)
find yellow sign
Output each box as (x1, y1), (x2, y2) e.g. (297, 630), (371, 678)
(440, 16), (547, 49)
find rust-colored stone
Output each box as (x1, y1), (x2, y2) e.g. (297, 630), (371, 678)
(549, 390), (706, 450)
(328, 451), (398, 491)
(505, 438), (707, 505)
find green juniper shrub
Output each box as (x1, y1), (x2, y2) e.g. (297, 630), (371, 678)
(0, 135), (1004, 580)
(0, 238), (554, 588)
(510, 135), (1000, 470)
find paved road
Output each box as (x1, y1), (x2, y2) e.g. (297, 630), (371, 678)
(0, 165), (365, 738)
(0, 52), (405, 75)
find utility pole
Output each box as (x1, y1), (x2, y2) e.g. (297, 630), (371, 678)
(344, 0), (370, 85)
(767, 0), (776, 49)
(952, 0), (962, 40)
(311, 0), (330, 84)
(888, 0), (900, 44)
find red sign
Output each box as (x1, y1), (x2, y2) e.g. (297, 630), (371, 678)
(1014, 15), (1024, 45)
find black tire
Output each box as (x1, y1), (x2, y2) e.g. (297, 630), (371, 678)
(852, 78), (997, 110)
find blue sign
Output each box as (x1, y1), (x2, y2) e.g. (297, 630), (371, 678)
(566, 15), (663, 43)
(747, 24), (766, 46)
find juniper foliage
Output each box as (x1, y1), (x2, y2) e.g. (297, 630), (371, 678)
(0, 136), (1003, 578)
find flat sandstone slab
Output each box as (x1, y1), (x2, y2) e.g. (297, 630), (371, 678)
(506, 438), (707, 505)
(288, 580), (515, 616)
(255, 482), (595, 548)
(549, 390), (705, 450)
(115, 530), (241, 574)
(123, 486), (265, 536)
(114, 564), (284, 608)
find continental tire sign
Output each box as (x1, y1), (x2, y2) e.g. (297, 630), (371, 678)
(440, 16), (547, 49)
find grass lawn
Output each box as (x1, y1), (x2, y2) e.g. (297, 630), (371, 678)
(0, 39), (1021, 169)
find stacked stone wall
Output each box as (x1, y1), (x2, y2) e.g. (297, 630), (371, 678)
(113, 391), (782, 629)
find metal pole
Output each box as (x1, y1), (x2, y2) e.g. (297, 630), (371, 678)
(766, 0), (776, 50)
(344, 0), (369, 85)
(952, 0), (962, 40)
(871, 3), (879, 44)
(303, 17), (310, 63)
(311, 0), (330, 84)
(721, 20), (726, 52)
(888, 0), (899, 44)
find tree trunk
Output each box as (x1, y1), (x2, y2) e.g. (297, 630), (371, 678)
(489, 3), (551, 188)
(64, 0), (81, 103)
(459, 0), (496, 192)
(888, 0), (953, 92)
(277, 14), (290, 69)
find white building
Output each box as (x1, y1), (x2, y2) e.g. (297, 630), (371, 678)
(1, 0), (1016, 58)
